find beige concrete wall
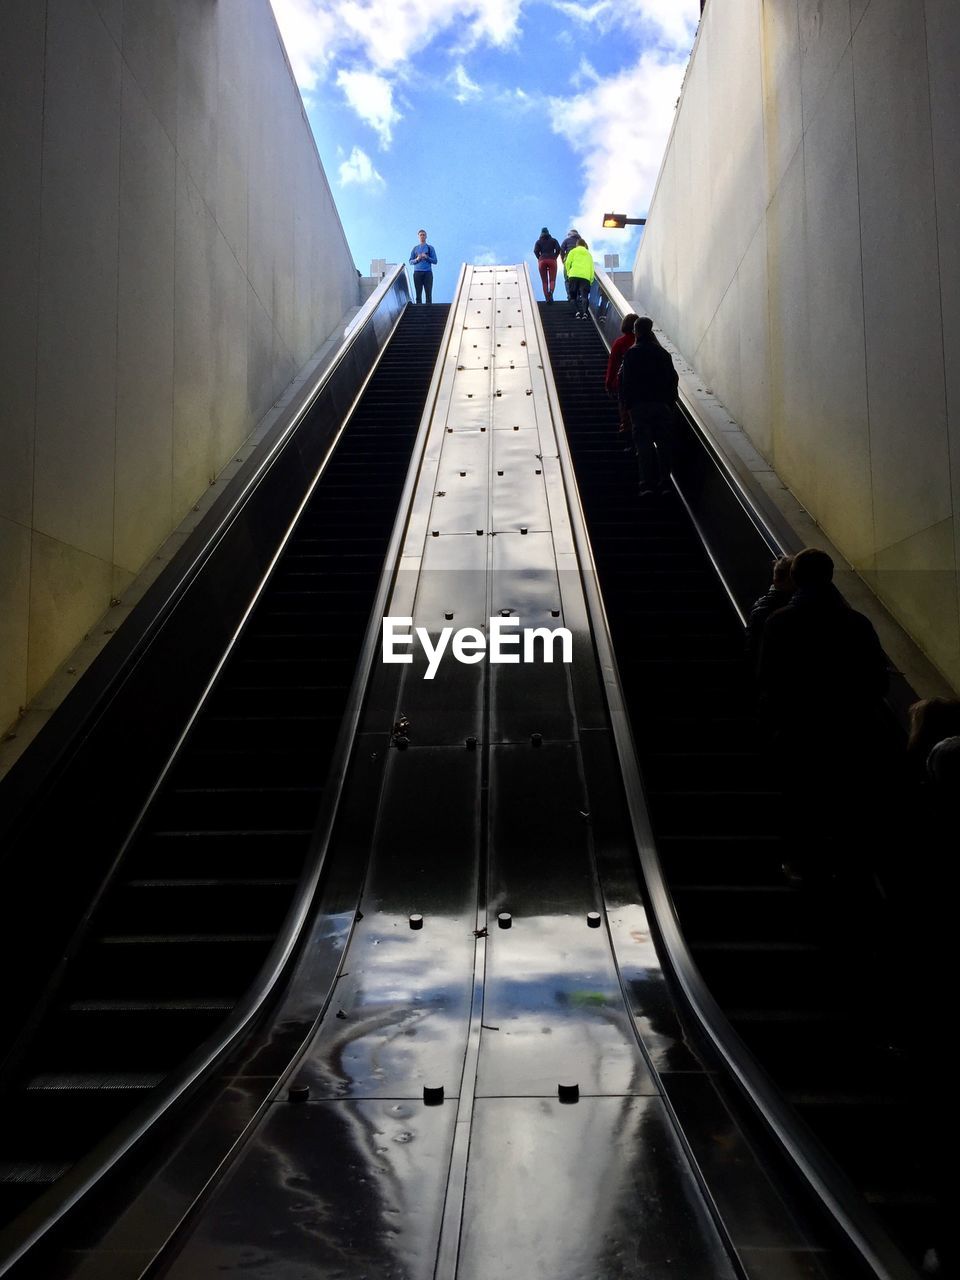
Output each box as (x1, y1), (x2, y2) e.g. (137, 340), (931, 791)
(634, 0), (960, 691)
(0, 0), (359, 732)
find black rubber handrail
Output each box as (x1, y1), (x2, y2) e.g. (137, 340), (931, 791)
(532, 266), (918, 1280)
(0, 267), (466, 1276)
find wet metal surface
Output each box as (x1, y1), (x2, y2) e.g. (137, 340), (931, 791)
(296, 746), (481, 1101)
(458, 1098), (735, 1280)
(161, 1099), (455, 1280)
(478, 743), (656, 1098)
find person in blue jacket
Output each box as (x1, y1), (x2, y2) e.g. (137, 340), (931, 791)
(409, 230), (438, 303)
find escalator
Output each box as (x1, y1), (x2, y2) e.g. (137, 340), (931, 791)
(538, 295), (942, 1275)
(0, 262), (932, 1280)
(0, 298), (450, 1240)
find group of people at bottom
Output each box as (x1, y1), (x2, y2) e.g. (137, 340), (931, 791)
(745, 546), (958, 879)
(533, 227), (595, 317)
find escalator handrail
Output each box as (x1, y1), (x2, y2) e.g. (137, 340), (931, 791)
(0, 273), (466, 1276)
(531, 267), (918, 1280)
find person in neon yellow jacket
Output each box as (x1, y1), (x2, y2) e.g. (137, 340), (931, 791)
(564, 238), (594, 319)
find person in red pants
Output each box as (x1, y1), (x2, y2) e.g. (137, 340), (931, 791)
(533, 227), (561, 301)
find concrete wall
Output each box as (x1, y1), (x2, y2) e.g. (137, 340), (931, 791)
(0, 0), (360, 732)
(634, 0), (960, 691)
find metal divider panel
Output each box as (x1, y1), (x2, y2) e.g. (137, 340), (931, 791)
(391, 538), (488, 746)
(432, 433), (491, 533)
(491, 429), (550, 532)
(489, 530), (575, 744)
(478, 740), (655, 1098)
(161, 1098), (455, 1280)
(457, 1096), (737, 1280)
(296, 745), (482, 1101)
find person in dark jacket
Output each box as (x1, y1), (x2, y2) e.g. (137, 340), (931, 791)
(605, 313), (639, 437)
(758, 547), (890, 878)
(533, 227), (562, 301)
(745, 555), (794, 667)
(618, 316), (679, 496)
(559, 228), (579, 300)
(758, 548), (888, 741)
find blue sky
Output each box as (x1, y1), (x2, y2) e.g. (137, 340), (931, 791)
(269, 0), (701, 302)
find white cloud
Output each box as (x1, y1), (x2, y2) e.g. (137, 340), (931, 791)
(473, 247), (499, 266)
(271, 0), (523, 87)
(549, 51), (688, 256)
(338, 146), (385, 187)
(336, 69), (401, 146)
(550, 0), (698, 49)
(449, 63), (481, 103)
(270, 0), (339, 89)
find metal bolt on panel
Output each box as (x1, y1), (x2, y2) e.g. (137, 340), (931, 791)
(409, 914), (424, 930)
(497, 912), (513, 929)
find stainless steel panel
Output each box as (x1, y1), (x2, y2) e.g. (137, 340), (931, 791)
(458, 330), (492, 364)
(160, 1099), (455, 1280)
(490, 530), (560, 615)
(446, 399), (491, 432)
(479, 742), (654, 1096)
(391, 539), (487, 745)
(432, 427), (490, 534)
(408, 534), (489, 628)
(491, 429), (551, 533)
(491, 332), (530, 364)
(490, 365), (534, 402)
(489, 532), (575, 742)
(457, 1098), (738, 1280)
(295, 746), (481, 1100)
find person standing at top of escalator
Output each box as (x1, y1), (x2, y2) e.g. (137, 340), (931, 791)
(619, 316), (679, 496)
(533, 227), (562, 301)
(409, 230), (437, 303)
(564, 238), (594, 320)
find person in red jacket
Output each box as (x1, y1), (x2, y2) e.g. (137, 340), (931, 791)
(605, 312), (638, 434)
(533, 227), (562, 301)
